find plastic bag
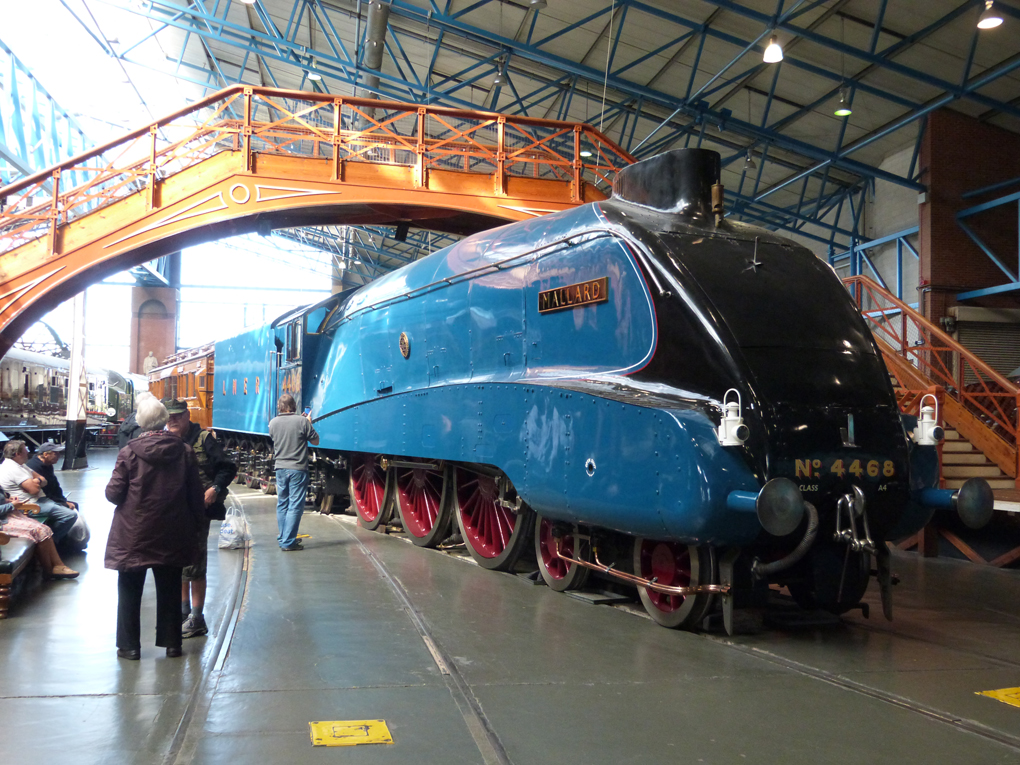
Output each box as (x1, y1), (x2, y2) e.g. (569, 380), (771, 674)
(218, 499), (252, 549)
(66, 511), (90, 550)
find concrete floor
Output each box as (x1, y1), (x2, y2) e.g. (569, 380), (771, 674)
(2, 448), (1020, 764)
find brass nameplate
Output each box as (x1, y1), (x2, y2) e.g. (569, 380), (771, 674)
(538, 277), (609, 314)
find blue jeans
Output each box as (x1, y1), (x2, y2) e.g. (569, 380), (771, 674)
(276, 469), (308, 548)
(36, 498), (77, 545)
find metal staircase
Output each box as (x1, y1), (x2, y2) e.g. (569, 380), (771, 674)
(844, 275), (1019, 491)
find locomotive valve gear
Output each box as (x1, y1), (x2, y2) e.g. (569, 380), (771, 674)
(911, 395), (944, 445)
(717, 389), (749, 446)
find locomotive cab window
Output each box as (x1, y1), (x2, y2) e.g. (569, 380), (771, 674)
(286, 321), (301, 363)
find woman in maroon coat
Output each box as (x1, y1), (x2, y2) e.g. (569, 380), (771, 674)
(105, 398), (205, 660)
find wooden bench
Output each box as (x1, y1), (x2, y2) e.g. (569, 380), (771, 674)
(0, 534), (36, 618)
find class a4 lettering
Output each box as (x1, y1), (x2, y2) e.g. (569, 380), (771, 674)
(538, 277), (609, 314)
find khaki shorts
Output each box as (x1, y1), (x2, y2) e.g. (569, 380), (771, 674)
(183, 517), (212, 581)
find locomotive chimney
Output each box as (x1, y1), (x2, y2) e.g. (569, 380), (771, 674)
(613, 148), (722, 223)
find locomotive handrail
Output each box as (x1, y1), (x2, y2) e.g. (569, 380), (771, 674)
(844, 274), (1019, 479)
(0, 85), (634, 256)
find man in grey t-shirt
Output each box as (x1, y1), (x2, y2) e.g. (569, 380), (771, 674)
(269, 394), (319, 551)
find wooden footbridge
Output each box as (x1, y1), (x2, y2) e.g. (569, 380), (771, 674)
(0, 85), (632, 355)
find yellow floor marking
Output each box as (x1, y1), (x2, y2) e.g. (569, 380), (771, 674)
(309, 720), (393, 747)
(976, 687), (1020, 708)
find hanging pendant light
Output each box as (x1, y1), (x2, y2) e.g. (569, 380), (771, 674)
(978, 1), (1003, 29)
(833, 21), (852, 117)
(530, 0), (548, 8)
(834, 87), (852, 117)
(763, 36), (783, 63)
(744, 151), (756, 170)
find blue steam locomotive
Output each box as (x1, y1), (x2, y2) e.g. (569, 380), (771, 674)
(211, 148), (992, 632)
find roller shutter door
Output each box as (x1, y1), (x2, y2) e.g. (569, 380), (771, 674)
(957, 321), (1020, 382)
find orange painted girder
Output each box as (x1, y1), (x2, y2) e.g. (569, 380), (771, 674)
(0, 148), (606, 350)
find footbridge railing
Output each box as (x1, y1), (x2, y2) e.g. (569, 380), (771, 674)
(844, 275), (1019, 482)
(0, 85), (633, 257)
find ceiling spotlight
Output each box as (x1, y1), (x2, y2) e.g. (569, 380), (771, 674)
(307, 70), (322, 81)
(239, 0), (256, 5)
(744, 152), (756, 170)
(977, 1), (1003, 29)
(834, 87), (852, 117)
(530, 0), (548, 8)
(763, 36), (783, 63)
(579, 150), (593, 158)
(493, 71), (505, 86)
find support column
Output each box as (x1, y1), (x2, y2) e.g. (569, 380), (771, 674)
(62, 291), (87, 470)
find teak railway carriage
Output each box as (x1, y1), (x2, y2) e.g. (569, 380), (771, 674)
(200, 149), (993, 632)
(146, 343), (215, 430)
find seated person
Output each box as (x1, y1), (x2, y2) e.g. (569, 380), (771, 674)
(26, 440), (85, 550)
(26, 441), (78, 511)
(0, 494), (78, 579)
(0, 440), (77, 545)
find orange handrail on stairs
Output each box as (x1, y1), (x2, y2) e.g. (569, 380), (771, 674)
(844, 275), (1019, 482)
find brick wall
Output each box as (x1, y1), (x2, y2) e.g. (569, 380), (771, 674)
(129, 287), (178, 374)
(919, 109), (1020, 321)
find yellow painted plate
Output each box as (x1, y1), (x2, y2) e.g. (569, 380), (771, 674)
(309, 719), (393, 747)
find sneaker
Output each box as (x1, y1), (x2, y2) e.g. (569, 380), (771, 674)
(280, 542), (304, 551)
(182, 614), (208, 639)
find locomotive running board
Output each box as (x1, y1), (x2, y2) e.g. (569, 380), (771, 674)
(553, 539), (730, 598)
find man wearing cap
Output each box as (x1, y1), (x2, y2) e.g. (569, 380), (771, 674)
(27, 441), (87, 551)
(27, 441), (77, 510)
(0, 440), (78, 546)
(164, 398), (237, 639)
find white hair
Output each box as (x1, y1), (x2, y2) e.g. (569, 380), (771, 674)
(135, 397), (168, 432)
(135, 391), (155, 406)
